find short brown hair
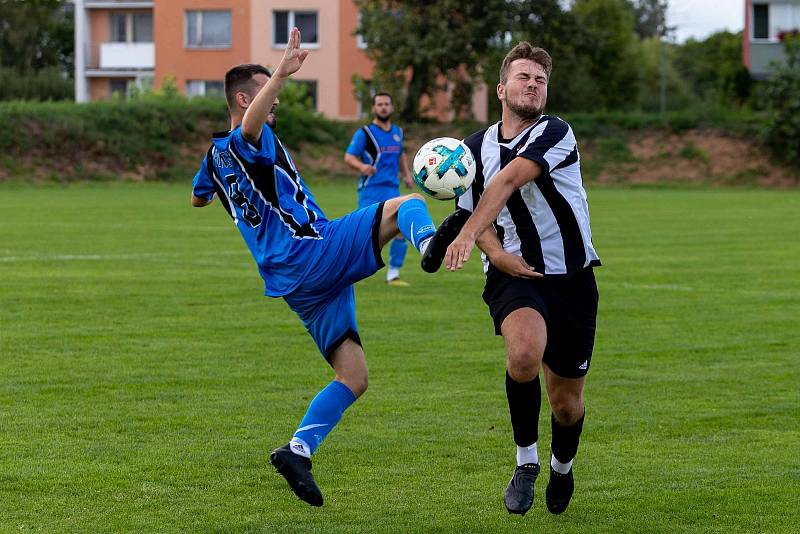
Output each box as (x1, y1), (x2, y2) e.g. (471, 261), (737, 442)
(371, 91), (392, 105)
(499, 42), (552, 84)
(224, 64), (271, 109)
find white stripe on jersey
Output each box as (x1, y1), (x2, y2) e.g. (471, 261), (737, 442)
(459, 117), (600, 275)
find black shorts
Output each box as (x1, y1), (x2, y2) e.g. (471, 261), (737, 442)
(482, 267), (599, 379)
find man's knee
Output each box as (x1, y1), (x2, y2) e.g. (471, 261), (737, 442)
(550, 395), (583, 426)
(336, 367), (368, 398)
(507, 350), (542, 382)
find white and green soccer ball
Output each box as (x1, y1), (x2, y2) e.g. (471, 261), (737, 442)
(412, 137), (476, 200)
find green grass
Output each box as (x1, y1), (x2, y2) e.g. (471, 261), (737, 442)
(0, 182), (798, 533)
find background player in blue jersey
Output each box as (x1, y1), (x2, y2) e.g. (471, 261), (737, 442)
(344, 93), (414, 286)
(190, 28), (448, 507)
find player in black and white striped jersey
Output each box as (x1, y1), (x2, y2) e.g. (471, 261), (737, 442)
(422, 42), (600, 517)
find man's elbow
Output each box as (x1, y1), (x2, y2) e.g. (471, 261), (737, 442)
(191, 195), (212, 207)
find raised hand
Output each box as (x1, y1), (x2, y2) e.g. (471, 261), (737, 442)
(276, 27), (309, 78)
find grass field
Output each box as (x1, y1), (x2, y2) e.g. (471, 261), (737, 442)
(0, 181), (798, 533)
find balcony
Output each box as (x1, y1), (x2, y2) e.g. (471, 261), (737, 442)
(84, 1), (153, 7)
(99, 42), (154, 69)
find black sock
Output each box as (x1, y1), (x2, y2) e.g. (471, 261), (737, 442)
(551, 411), (585, 464)
(505, 371), (541, 448)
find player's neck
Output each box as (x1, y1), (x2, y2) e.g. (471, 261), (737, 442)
(230, 115), (243, 131)
(372, 118), (392, 131)
(499, 111), (540, 140)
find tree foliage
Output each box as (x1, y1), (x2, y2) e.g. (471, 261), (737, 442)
(673, 31), (752, 106)
(0, 0), (73, 74)
(762, 36), (800, 165)
(354, 0), (506, 121)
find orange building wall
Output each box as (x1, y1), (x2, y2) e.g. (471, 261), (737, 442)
(250, 0), (340, 117)
(88, 10), (110, 67)
(89, 78), (110, 100)
(154, 0), (250, 93)
(338, 0), (373, 119)
(743, 0), (752, 68)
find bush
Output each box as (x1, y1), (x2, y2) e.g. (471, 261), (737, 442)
(762, 36), (800, 165)
(0, 88), (346, 181)
(0, 67), (73, 101)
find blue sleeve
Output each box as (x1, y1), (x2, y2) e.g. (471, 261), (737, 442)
(192, 157), (215, 200)
(346, 128), (367, 157)
(230, 124), (277, 164)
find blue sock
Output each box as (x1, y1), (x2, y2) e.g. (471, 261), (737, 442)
(397, 198), (436, 252)
(290, 380), (357, 456)
(389, 237), (407, 268)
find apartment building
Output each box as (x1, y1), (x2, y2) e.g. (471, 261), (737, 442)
(743, 0), (800, 77)
(73, 0), (487, 121)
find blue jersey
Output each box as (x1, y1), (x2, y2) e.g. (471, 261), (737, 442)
(192, 124), (327, 297)
(345, 123), (404, 191)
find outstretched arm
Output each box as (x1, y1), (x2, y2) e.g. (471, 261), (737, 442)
(241, 27), (309, 144)
(444, 157), (542, 271)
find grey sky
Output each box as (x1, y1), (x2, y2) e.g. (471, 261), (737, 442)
(668, 0), (745, 42)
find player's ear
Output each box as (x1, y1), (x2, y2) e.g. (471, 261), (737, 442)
(497, 83), (505, 101)
(236, 91), (250, 109)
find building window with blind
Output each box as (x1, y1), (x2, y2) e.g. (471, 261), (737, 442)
(186, 80), (225, 98)
(753, 4), (769, 39)
(110, 12), (153, 43)
(273, 11), (318, 47)
(186, 10), (232, 48)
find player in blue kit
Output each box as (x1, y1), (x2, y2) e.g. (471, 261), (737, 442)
(344, 93), (414, 286)
(190, 28), (450, 507)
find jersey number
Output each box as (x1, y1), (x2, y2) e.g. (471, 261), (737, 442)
(225, 174), (262, 227)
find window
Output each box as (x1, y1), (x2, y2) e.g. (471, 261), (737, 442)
(186, 80), (225, 98)
(109, 79), (129, 97)
(110, 12), (153, 43)
(295, 80), (318, 110)
(133, 13), (153, 42)
(753, 4), (769, 39)
(186, 10), (232, 48)
(273, 11), (318, 46)
(356, 13), (367, 49)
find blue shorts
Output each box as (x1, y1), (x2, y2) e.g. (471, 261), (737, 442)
(283, 202), (385, 362)
(358, 185), (401, 209)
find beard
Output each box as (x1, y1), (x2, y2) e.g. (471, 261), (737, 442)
(266, 110), (277, 128)
(375, 110), (393, 122)
(506, 95), (544, 121)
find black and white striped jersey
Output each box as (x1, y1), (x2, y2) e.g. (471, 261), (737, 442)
(458, 115), (601, 276)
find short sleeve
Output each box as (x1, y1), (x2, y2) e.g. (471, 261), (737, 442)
(517, 118), (572, 175)
(192, 156), (215, 201)
(230, 124), (277, 164)
(346, 128), (367, 157)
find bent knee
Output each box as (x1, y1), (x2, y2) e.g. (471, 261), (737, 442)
(337, 372), (368, 398)
(507, 357), (541, 383)
(401, 192), (425, 204)
(551, 400), (583, 426)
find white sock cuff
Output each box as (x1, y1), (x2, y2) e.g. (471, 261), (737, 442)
(418, 237), (432, 255)
(551, 455), (573, 474)
(289, 437), (312, 458)
(516, 442), (539, 466)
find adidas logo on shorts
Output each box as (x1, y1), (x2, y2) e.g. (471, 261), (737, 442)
(578, 360), (588, 371)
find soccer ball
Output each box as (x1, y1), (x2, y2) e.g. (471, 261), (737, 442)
(412, 137), (476, 200)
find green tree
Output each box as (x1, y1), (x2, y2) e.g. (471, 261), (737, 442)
(0, 0), (74, 74)
(762, 36), (800, 165)
(354, 0), (506, 121)
(627, 0), (670, 39)
(673, 31), (752, 106)
(571, 0), (641, 111)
